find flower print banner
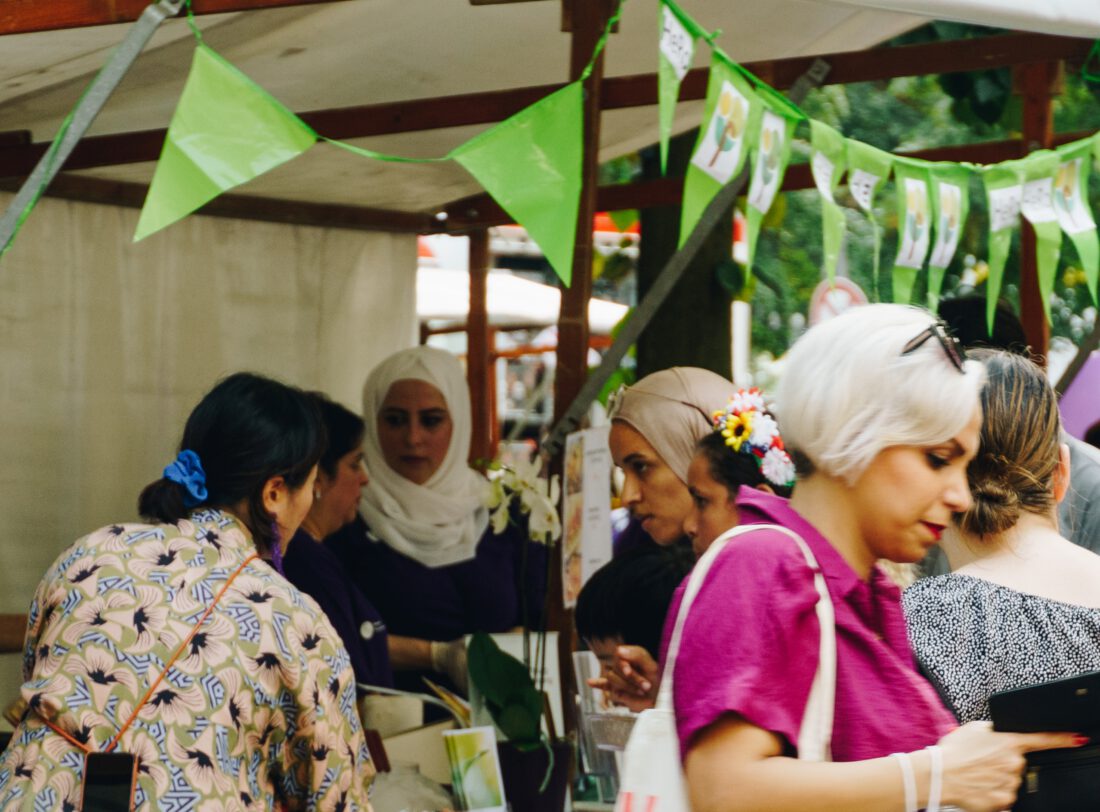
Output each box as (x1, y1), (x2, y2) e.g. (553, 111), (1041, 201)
(810, 120), (848, 281)
(657, 0), (708, 175)
(892, 161), (932, 304)
(744, 104), (797, 274)
(926, 164), (971, 310)
(134, 44), (318, 242)
(1019, 150), (1063, 325)
(451, 81), (583, 287)
(1055, 138), (1099, 305)
(845, 139), (893, 299)
(982, 160), (1025, 334)
(679, 53), (759, 247)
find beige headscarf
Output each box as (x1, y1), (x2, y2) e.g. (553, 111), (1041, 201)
(610, 367), (738, 484)
(360, 346), (490, 568)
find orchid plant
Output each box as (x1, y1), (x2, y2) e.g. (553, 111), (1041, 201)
(484, 456), (562, 546)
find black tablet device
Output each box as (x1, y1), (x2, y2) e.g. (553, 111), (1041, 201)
(990, 670), (1100, 738)
(990, 671), (1100, 812)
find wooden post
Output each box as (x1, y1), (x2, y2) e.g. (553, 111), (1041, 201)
(1013, 61), (1062, 363)
(467, 229), (493, 464)
(547, 0), (614, 737)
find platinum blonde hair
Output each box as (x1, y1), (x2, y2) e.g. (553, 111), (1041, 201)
(776, 303), (985, 484)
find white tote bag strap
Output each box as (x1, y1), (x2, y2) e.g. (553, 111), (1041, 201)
(656, 523), (836, 761)
(656, 524), (760, 711)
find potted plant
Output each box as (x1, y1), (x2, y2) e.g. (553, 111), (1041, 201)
(469, 458), (570, 811)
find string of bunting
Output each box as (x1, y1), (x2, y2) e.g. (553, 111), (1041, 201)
(658, 0), (1100, 332)
(6, 0), (1099, 331)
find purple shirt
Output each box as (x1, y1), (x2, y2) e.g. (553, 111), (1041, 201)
(283, 529), (393, 688)
(666, 487), (955, 761)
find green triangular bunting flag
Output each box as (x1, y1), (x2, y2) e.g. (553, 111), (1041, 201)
(981, 160), (1025, 334)
(135, 44), (317, 241)
(926, 163), (971, 310)
(657, 0), (707, 175)
(744, 99), (798, 274)
(810, 120), (848, 282)
(845, 139), (892, 299)
(1019, 151), (1063, 324)
(1055, 138), (1100, 305)
(679, 53), (760, 248)
(452, 82), (583, 286)
(892, 159), (933, 304)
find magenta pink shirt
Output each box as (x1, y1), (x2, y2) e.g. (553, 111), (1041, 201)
(666, 487), (956, 761)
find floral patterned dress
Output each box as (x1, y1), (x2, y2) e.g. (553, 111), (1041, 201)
(0, 509), (374, 811)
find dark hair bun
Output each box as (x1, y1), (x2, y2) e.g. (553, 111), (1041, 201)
(137, 478), (190, 525)
(959, 474), (1020, 536)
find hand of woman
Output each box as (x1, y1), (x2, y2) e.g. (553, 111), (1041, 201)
(938, 721), (1083, 812)
(429, 638), (469, 695)
(586, 645), (660, 712)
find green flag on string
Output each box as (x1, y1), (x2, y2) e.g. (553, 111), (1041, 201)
(926, 163), (971, 311)
(657, 0), (707, 175)
(981, 160), (1025, 334)
(892, 160), (933, 305)
(134, 44), (318, 241)
(845, 139), (893, 299)
(809, 120), (848, 281)
(1019, 151), (1063, 324)
(679, 53), (760, 248)
(743, 99), (799, 274)
(451, 81), (583, 287)
(1054, 137), (1100, 305)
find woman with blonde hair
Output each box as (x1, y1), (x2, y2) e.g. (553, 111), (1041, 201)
(905, 348), (1100, 723)
(675, 305), (1079, 812)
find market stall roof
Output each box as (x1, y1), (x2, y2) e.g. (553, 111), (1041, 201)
(0, 0), (923, 218)
(0, 0), (1095, 224)
(827, 0), (1100, 38)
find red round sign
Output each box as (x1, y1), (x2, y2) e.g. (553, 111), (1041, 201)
(808, 277), (868, 326)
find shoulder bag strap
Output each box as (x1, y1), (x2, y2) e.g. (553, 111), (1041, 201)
(657, 524), (837, 762)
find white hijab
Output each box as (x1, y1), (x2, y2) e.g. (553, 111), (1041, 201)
(360, 346), (491, 568)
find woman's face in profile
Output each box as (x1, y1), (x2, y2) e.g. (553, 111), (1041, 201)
(609, 421), (693, 544)
(849, 405), (980, 565)
(684, 451), (740, 557)
(313, 446), (369, 532)
(377, 379), (453, 485)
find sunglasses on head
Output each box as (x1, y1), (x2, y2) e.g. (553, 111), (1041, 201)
(901, 320), (966, 373)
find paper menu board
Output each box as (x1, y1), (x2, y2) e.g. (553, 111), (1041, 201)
(562, 426), (613, 609)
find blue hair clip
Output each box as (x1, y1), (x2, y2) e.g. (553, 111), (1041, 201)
(163, 449), (208, 508)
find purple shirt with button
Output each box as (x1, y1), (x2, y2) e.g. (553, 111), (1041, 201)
(665, 487), (956, 761)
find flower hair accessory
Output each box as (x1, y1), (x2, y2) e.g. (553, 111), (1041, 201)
(163, 449), (208, 508)
(712, 389), (796, 489)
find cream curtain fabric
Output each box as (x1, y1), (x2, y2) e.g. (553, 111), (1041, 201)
(0, 193), (417, 702)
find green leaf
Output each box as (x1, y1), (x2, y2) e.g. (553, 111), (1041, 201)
(467, 632), (544, 747)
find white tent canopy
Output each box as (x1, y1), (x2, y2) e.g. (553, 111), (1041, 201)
(828, 0), (1100, 38)
(418, 268), (629, 334)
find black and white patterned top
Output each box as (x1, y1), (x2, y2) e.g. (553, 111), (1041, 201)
(904, 574), (1100, 723)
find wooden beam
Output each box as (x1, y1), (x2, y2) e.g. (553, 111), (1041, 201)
(0, 614), (25, 654)
(0, 0), (349, 36)
(466, 229), (493, 464)
(1015, 61), (1063, 362)
(1, 33), (1091, 180)
(0, 174), (437, 233)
